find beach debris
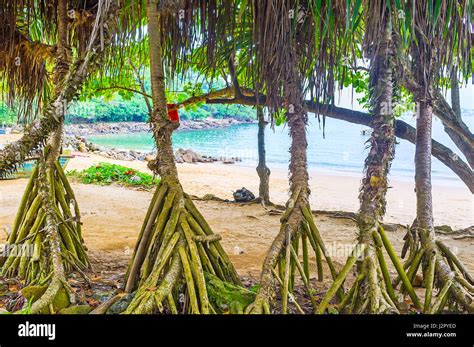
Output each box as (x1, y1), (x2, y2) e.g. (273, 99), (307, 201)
(233, 246), (245, 255)
(233, 187), (255, 202)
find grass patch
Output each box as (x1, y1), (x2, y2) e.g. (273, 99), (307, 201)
(67, 163), (160, 189)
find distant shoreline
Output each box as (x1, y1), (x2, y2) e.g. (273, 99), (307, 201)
(84, 131), (465, 186)
(64, 118), (255, 137)
(1, 122), (466, 187)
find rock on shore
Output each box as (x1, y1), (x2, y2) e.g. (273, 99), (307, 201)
(63, 136), (241, 165)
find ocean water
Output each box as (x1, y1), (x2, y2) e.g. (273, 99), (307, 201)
(88, 114), (473, 184)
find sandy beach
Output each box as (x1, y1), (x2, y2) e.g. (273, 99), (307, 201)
(0, 139), (472, 279)
(66, 152), (473, 229)
(1, 133), (471, 228)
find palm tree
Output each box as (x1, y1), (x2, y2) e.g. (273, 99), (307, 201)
(244, 0), (351, 314)
(121, 0), (243, 314)
(318, 1), (422, 314)
(395, 0), (473, 313)
(0, 0), (118, 177)
(0, 0), (118, 313)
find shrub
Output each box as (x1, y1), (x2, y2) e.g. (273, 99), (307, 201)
(67, 163), (160, 189)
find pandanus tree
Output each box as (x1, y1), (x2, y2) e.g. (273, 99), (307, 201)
(0, 0), (119, 176)
(119, 0), (246, 314)
(0, 0), (118, 312)
(394, 0), (473, 313)
(236, 0), (355, 314)
(318, 0), (400, 313)
(318, 0), (421, 314)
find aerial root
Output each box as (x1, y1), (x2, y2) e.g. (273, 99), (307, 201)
(246, 187), (341, 314)
(399, 227), (473, 313)
(0, 157), (83, 313)
(0, 159), (88, 297)
(121, 180), (242, 314)
(318, 225), (424, 314)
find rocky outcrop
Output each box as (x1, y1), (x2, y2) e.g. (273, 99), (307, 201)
(63, 136), (241, 165)
(174, 148), (242, 164)
(63, 135), (153, 161)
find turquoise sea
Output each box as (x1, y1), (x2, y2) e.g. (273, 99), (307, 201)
(88, 114), (473, 183)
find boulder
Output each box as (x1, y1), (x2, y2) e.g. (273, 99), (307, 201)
(77, 141), (88, 153)
(181, 152), (194, 163)
(115, 153), (128, 161)
(188, 149), (202, 162)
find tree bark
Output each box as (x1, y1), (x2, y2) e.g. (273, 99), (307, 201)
(451, 74), (462, 120)
(286, 75), (309, 208)
(415, 101), (434, 233)
(434, 88), (474, 169)
(55, 0), (71, 85)
(146, 0), (179, 180)
(358, 24), (395, 240)
(256, 106), (271, 204)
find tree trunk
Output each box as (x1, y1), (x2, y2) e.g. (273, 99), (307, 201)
(409, 99), (473, 313)
(451, 74), (461, 119)
(358, 25), (395, 240)
(247, 53), (341, 313)
(433, 89), (474, 157)
(320, 21), (418, 314)
(433, 75), (474, 169)
(415, 102), (434, 233)
(145, 0), (179, 181)
(55, 0), (71, 85)
(121, 1), (241, 314)
(355, 23), (398, 312)
(256, 107), (271, 204)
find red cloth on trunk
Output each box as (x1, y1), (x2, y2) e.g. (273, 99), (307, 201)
(167, 104), (180, 122)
